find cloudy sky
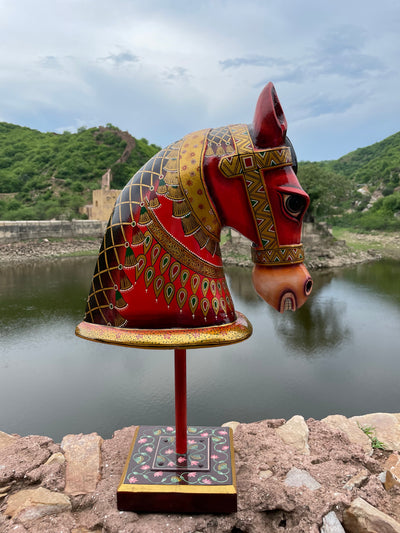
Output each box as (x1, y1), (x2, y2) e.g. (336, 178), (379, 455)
(1, 0), (399, 161)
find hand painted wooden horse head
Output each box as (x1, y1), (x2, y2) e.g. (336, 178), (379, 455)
(83, 82), (312, 330)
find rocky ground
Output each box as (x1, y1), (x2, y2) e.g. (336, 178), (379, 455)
(1, 413), (400, 532)
(221, 230), (394, 271)
(0, 238), (101, 267)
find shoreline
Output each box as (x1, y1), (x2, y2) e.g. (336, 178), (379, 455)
(0, 238), (101, 268)
(0, 230), (399, 270)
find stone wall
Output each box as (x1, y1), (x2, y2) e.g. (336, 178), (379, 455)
(1, 413), (400, 532)
(0, 220), (107, 244)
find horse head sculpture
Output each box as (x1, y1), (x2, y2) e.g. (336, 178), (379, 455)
(83, 82), (312, 331)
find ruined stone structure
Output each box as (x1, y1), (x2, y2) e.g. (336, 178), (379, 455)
(83, 169), (121, 222)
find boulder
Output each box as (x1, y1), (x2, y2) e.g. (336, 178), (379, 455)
(321, 414), (371, 452)
(61, 433), (103, 496)
(4, 487), (71, 523)
(343, 497), (400, 532)
(351, 413), (400, 451)
(276, 415), (310, 455)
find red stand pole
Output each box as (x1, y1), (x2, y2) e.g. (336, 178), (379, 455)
(174, 348), (187, 455)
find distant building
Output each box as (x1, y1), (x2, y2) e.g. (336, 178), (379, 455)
(83, 169), (121, 221)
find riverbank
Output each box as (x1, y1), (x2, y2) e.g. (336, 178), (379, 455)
(1, 230), (398, 270)
(1, 413), (400, 532)
(222, 228), (399, 270)
(0, 238), (100, 267)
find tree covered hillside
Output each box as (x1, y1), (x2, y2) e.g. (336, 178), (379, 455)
(0, 123), (160, 220)
(1, 122), (399, 231)
(298, 131), (400, 231)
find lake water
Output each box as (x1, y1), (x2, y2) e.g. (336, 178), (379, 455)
(1, 256), (399, 442)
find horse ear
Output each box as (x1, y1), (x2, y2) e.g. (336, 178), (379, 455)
(252, 82), (287, 148)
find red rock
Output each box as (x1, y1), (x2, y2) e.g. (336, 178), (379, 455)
(0, 431), (18, 451)
(384, 453), (400, 490)
(344, 469), (370, 491)
(343, 496), (400, 532)
(0, 435), (52, 484)
(1, 416), (400, 532)
(4, 487), (71, 523)
(321, 414), (371, 452)
(61, 433), (103, 496)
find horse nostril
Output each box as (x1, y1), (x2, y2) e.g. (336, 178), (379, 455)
(304, 278), (313, 296)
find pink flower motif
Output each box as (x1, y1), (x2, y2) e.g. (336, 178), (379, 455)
(165, 448), (174, 455)
(145, 446), (153, 452)
(177, 457), (186, 464)
(140, 465), (150, 470)
(153, 471), (163, 477)
(201, 432), (209, 437)
(168, 461), (175, 467)
(202, 478), (212, 484)
(190, 460), (199, 466)
(129, 476), (138, 483)
(188, 472), (197, 478)
(211, 454), (219, 460)
(188, 439), (196, 444)
(138, 438), (147, 444)
(166, 426), (174, 432)
(218, 430), (228, 435)
(222, 445), (229, 450)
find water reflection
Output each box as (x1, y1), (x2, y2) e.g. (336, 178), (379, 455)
(339, 260), (400, 306)
(1, 257), (400, 441)
(226, 266), (352, 356)
(0, 257), (94, 330)
(273, 298), (351, 356)
(225, 266), (259, 303)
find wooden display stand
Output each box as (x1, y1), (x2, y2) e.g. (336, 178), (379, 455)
(76, 312), (252, 514)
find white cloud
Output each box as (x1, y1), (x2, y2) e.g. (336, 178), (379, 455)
(0, 0), (399, 161)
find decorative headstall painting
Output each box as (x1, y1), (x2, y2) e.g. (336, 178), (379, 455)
(83, 83), (313, 330)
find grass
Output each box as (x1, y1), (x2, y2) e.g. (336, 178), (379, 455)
(331, 227), (400, 259)
(332, 228), (382, 252)
(358, 424), (386, 450)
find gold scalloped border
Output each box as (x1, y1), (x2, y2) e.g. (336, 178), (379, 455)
(75, 312), (252, 349)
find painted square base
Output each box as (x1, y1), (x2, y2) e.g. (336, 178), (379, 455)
(117, 425), (237, 513)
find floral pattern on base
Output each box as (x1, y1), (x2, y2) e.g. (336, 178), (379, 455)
(123, 426), (233, 486)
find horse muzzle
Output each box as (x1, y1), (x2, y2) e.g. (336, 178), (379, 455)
(252, 263), (313, 313)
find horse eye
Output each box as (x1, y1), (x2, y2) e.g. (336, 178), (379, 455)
(283, 194), (307, 217)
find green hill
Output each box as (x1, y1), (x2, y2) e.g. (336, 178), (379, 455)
(0, 123), (160, 220)
(298, 131), (400, 231)
(326, 131), (400, 186)
(1, 122), (399, 231)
